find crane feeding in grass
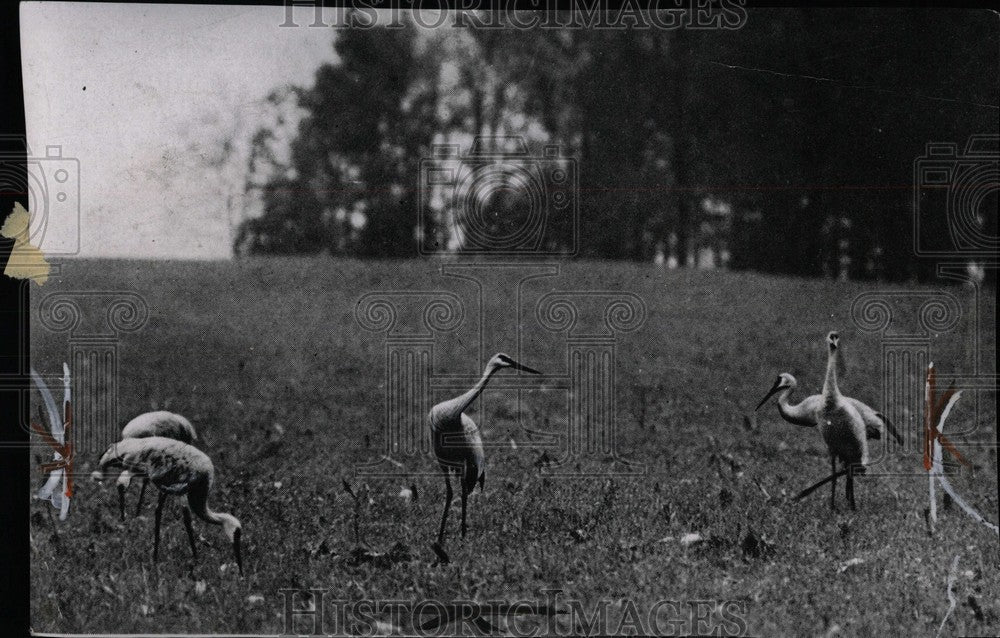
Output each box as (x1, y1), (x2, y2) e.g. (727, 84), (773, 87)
(797, 332), (870, 511)
(111, 411), (198, 520)
(97, 436), (242, 573)
(429, 353), (541, 548)
(755, 373), (903, 445)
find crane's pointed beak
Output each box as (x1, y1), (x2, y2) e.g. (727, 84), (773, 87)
(233, 528), (243, 575)
(755, 381), (783, 411)
(512, 361), (542, 375)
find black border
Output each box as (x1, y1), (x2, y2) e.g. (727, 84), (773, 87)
(2, 0), (29, 634)
(3, 2), (997, 637)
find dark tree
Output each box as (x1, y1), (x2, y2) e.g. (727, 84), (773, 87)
(237, 9), (998, 282)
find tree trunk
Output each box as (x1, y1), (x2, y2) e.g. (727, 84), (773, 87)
(670, 30), (692, 268)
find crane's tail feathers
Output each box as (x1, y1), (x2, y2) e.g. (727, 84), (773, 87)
(876, 412), (905, 446)
(794, 468), (851, 502)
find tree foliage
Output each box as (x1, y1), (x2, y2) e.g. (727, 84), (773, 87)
(235, 9), (998, 282)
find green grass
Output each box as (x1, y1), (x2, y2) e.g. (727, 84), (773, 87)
(30, 257), (998, 636)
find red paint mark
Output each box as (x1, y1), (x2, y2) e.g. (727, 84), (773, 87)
(30, 399), (74, 498)
(923, 367), (969, 472)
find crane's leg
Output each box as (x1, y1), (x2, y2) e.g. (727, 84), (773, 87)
(846, 465), (856, 511)
(117, 484), (127, 521)
(233, 528), (243, 575)
(460, 485), (469, 539)
(829, 456), (838, 512)
(115, 469), (132, 521)
(181, 506), (198, 558)
(136, 477), (149, 516)
(437, 470), (453, 546)
(153, 491), (167, 563)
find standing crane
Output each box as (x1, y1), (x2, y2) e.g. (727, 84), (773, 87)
(97, 436), (242, 573)
(429, 353), (541, 547)
(755, 373), (903, 445)
(810, 331), (869, 511)
(113, 411), (198, 520)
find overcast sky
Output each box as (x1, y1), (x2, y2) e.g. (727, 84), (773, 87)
(22, 2), (342, 260)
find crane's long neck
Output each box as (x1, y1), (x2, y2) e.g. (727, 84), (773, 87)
(453, 364), (499, 416)
(776, 387), (807, 421)
(822, 347), (840, 398)
(193, 502), (230, 527)
(187, 479), (242, 572)
(774, 387), (816, 427)
(187, 480), (236, 529)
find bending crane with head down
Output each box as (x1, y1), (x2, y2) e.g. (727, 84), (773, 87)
(98, 436), (243, 573)
(112, 411), (198, 520)
(429, 353), (541, 547)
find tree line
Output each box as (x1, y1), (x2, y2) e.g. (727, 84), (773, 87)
(234, 8), (998, 282)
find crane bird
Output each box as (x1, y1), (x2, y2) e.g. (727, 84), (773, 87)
(97, 436), (242, 573)
(429, 353), (541, 547)
(755, 373), (903, 445)
(111, 411), (198, 520)
(805, 331), (869, 511)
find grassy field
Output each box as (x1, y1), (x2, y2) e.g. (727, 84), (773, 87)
(29, 257), (998, 636)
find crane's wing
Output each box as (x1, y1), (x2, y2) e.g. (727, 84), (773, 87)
(145, 450), (201, 494)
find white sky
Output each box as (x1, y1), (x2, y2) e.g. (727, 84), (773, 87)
(21, 2), (342, 260)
